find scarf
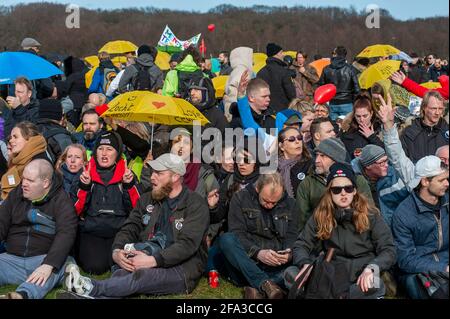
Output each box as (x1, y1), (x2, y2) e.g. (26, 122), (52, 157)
(277, 156), (300, 197)
(184, 162), (201, 191)
(233, 163), (259, 186)
(1, 135), (47, 200)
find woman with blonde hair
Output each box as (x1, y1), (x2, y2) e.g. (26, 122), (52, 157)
(285, 163), (396, 299)
(56, 144), (87, 193)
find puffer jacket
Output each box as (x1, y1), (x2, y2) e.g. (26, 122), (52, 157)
(0, 173), (78, 271)
(112, 187), (209, 293)
(223, 47), (253, 121)
(228, 183), (299, 258)
(318, 56), (360, 105)
(392, 192), (449, 274)
(292, 208), (396, 283)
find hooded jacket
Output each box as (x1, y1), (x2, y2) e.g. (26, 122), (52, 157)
(88, 59), (118, 94)
(223, 47), (253, 121)
(256, 57), (297, 112)
(162, 55), (201, 97)
(319, 56), (360, 105)
(118, 53), (164, 93)
(62, 56), (88, 110)
(0, 173), (78, 271)
(112, 187), (209, 293)
(4, 98), (40, 138)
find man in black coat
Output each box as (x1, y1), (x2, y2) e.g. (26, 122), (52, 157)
(0, 159), (78, 299)
(257, 43), (296, 112)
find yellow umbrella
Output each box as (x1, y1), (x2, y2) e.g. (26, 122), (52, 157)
(99, 40), (137, 54)
(253, 52), (267, 65)
(84, 55), (99, 68)
(420, 82), (442, 89)
(155, 51), (170, 70)
(358, 60), (401, 89)
(284, 51), (297, 59)
(102, 91), (209, 126)
(112, 56), (127, 68)
(85, 67), (96, 88)
(356, 44), (400, 58)
(212, 75), (229, 98)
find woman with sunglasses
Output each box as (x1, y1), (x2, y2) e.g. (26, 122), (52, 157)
(277, 127), (313, 198)
(285, 162), (396, 299)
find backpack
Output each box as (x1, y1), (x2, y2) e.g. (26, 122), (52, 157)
(102, 67), (118, 94)
(133, 64), (155, 91)
(43, 127), (77, 164)
(177, 69), (205, 99)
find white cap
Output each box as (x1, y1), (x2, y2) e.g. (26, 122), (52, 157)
(410, 156), (448, 189)
(148, 153), (186, 176)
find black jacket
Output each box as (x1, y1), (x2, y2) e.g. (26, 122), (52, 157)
(319, 57), (360, 105)
(228, 183), (299, 258)
(257, 57), (296, 112)
(62, 56), (88, 109)
(293, 209), (396, 283)
(340, 123), (384, 159)
(4, 98), (40, 137)
(400, 118), (448, 163)
(35, 119), (75, 164)
(112, 187), (209, 293)
(0, 173), (78, 271)
(229, 101), (276, 131)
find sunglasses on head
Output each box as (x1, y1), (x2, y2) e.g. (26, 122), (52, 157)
(330, 185), (355, 195)
(284, 135), (302, 143)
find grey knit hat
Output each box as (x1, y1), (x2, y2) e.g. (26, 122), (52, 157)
(314, 137), (347, 163)
(359, 145), (386, 167)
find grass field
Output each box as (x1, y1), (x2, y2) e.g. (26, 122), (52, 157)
(0, 273), (245, 299)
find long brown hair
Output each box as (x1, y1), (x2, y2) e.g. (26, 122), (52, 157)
(348, 94), (379, 133)
(314, 183), (378, 240)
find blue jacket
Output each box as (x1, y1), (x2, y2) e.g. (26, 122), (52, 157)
(392, 192), (449, 274)
(352, 159), (409, 227)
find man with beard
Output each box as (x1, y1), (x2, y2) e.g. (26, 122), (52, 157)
(60, 153), (210, 299)
(73, 109), (104, 156)
(392, 156), (449, 299)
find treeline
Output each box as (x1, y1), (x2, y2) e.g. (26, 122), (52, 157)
(0, 3), (448, 59)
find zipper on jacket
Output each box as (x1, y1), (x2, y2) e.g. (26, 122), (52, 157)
(23, 226), (31, 257)
(433, 214), (443, 253)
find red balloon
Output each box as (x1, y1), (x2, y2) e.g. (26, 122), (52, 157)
(207, 24), (215, 32)
(314, 84), (337, 104)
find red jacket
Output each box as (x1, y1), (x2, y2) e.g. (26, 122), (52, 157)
(401, 75), (449, 100)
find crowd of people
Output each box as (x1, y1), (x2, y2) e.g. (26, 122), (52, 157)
(0, 36), (448, 300)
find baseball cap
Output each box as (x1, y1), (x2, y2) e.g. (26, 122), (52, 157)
(410, 156), (448, 189)
(149, 153), (186, 176)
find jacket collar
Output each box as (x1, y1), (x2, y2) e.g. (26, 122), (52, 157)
(89, 157), (126, 185)
(412, 191), (449, 214)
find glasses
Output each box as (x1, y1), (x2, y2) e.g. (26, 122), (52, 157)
(330, 185), (355, 195)
(373, 158), (388, 167)
(284, 135), (302, 143)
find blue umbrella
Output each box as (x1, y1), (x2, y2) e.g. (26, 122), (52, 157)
(0, 51), (63, 84)
(390, 51), (413, 64)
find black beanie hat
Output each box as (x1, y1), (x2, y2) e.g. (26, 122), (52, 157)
(266, 43), (283, 57)
(137, 44), (152, 57)
(94, 131), (122, 162)
(38, 98), (63, 121)
(326, 162), (357, 187)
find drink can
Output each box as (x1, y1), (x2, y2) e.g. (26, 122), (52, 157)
(208, 270), (219, 288)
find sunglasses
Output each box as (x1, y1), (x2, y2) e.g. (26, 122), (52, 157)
(284, 135), (302, 143)
(330, 185), (355, 195)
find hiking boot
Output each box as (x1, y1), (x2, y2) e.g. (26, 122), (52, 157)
(260, 280), (284, 299)
(0, 292), (24, 299)
(244, 286), (264, 299)
(64, 262), (94, 298)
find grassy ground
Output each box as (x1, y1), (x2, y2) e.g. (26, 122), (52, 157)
(0, 273), (244, 299)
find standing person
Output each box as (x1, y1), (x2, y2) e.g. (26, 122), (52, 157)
(277, 127), (313, 198)
(87, 52), (118, 95)
(430, 58), (449, 82)
(218, 51), (232, 76)
(285, 163), (396, 299)
(59, 153), (209, 299)
(318, 46), (360, 120)
(292, 50), (319, 102)
(72, 131), (141, 274)
(340, 94), (384, 159)
(0, 160), (78, 299)
(4, 77), (40, 138)
(1, 122), (48, 200)
(257, 43), (296, 112)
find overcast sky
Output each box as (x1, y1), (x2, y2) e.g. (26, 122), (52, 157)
(2, 0), (449, 20)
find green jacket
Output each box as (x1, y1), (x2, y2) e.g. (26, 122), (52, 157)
(162, 55), (201, 97)
(296, 173), (374, 231)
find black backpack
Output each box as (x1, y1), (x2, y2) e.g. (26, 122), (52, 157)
(133, 64), (155, 91)
(177, 69), (205, 99)
(43, 127), (76, 164)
